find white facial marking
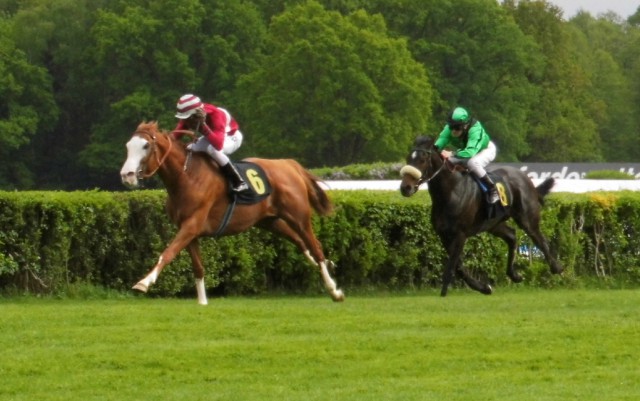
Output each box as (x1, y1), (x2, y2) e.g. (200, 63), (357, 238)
(120, 136), (150, 187)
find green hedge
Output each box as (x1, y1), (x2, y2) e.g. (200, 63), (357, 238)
(1, 190), (640, 296)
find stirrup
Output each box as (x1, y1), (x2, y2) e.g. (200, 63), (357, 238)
(232, 182), (249, 192)
(488, 190), (500, 204)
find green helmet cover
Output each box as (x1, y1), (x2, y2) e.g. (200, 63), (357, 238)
(450, 107), (470, 124)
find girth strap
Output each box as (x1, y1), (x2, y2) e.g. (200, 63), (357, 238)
(213, 193), (237, 237)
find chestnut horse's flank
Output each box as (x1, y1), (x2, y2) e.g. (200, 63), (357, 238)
(120, 121), (343, 304)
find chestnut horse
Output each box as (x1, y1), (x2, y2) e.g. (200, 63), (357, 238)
(119, 121), (344, 304)
(399, 136), (563, 296)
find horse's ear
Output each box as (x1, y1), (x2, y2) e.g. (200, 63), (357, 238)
(414, 135), (433, 147)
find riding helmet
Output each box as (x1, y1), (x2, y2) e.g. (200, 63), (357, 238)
(448, 107), (471, 125)
(175, 94), (203, 119)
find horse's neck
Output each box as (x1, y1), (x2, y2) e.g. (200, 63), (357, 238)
(157, 147), (221, 196)
(155, 138), (188, 193)
(427, 162), (467, 205)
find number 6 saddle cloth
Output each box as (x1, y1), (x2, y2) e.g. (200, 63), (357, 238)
(232, 161), (273, 205)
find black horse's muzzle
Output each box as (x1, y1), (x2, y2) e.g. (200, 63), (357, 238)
(399, 165), (423, 197)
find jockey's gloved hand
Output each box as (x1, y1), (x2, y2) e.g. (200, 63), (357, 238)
(194, 108), (206, 121)
(186, 143), (194, 151)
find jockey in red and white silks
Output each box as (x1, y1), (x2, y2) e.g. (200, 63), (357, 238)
(172, 94), (248, 192)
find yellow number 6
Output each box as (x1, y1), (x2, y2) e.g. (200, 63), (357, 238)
(246, 169), (265, 194)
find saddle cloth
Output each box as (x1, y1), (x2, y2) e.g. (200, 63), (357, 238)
(470, 172), (511, 219)
(230, 161), (272, 205)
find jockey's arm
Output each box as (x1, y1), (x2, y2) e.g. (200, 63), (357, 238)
(171, 120), (186, 140)
(201, 122), (225, 151)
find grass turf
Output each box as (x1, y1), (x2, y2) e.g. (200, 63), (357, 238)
(1, 288), (639, 401)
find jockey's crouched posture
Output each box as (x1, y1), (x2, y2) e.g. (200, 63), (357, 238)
(434, 107), (499, 203)
(171, 94), (249, 192)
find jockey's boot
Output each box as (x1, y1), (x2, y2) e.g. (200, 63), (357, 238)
(480, 174), (500, 204)
(221, 162), (249, 192)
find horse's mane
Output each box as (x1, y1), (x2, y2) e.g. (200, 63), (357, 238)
(414, 135), (435, 149)
(136, 120), (162, 134)
(135, 120), (217, 170)
(135, 121), (191, 148)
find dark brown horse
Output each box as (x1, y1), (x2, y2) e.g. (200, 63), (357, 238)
(399, 136), (562, 296)
(119, 121), (344, 304)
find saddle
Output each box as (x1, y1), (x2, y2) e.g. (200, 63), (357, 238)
(230, 161), (272, 205)
(475, 172), (511, 220)
(211, 161), (272, 237)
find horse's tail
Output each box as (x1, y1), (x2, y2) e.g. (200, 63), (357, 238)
(296, 163), (333, 216)
(535, 177), (555, 205)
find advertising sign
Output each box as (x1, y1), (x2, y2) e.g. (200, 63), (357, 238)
(495, 163), (640, 179)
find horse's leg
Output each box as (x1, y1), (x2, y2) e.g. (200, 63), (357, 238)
(455, 262), (494, 295)
(133, 222), (200, 294)
(488, 222), (522, 283)
(439, 233), (466, 297)
(525, 227), (563, 274)
(259, 218), (316, 265)
(185, 238), (208, 305)
(440, 232), (492, 296)
(514, 215), (563, 275)
(278, 214), (344, 302)
(262, 219), (338, 272)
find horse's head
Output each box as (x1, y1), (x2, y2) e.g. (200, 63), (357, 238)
(399, 136), (441, 197)
(120, 121), (172, 188)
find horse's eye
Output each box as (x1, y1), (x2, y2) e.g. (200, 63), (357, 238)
(143, 143), (150, 150)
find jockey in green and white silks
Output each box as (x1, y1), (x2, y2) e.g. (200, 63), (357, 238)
(434, 107), (499, 203)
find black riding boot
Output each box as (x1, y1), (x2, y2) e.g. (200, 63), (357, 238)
(220, 162), (249, 192)
(479, 174), (500, 204)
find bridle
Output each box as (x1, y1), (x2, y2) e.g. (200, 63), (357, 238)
(134, 130), (173, 179)
(411, 146), (447, 187)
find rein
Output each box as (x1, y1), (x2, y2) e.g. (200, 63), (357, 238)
(170, 129), (197, 172)
(136, 131), (173, 178)
(414, 147), (447, 186)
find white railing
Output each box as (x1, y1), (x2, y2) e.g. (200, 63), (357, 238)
(320, 180), (640, 193)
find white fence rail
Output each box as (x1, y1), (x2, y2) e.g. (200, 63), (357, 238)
(320, 180), (640, 193)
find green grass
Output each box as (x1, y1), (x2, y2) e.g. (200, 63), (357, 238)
(1, 289), (639, 401)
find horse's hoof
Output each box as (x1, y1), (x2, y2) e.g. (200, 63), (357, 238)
(132, 282), (148, 293)
(483, 285), (493, 295)
(332, 290), (345, 302)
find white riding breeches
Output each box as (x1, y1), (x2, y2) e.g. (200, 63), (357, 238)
(222, 130), (243, 155)
(451, 141), (497, 178)
(189, 130), (243, 166)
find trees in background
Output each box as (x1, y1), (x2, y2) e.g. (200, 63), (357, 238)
(236, 1), (432, 166)
(1, 0), (640, 189)
(570, 11), (640, 161)
(364, 0), (543, 161)
(0, 14), (58, 188)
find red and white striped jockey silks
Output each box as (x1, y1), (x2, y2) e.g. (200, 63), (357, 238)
(175, 94), (203, 119)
